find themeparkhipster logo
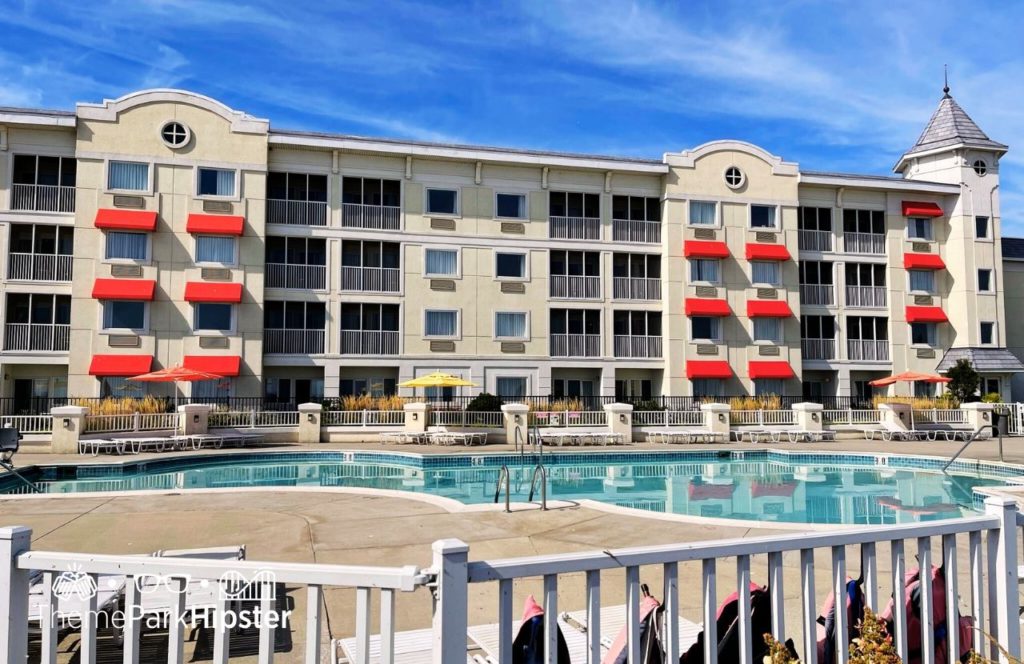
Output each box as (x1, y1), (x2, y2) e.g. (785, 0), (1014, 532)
(45, 564), (293, 631)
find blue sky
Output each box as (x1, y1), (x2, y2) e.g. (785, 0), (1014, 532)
(3, 1), (1023, 231)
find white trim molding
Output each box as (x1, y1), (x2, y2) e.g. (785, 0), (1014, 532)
(665, 140), (800, 176)
(77, 89), (269, 134)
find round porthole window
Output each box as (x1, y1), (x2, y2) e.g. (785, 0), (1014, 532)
(160, 121), (191, 149)
(724, 166), (745, 189)
(972, 159), (988, 176)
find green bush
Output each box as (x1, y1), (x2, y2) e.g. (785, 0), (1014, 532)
(981, 392), (1002, 403)
(465, 392), (504, 412)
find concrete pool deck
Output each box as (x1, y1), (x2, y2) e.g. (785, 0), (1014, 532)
(3, 437), (1024, 662)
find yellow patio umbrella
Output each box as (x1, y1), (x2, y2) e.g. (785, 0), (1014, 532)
(398, 372), (477, 401)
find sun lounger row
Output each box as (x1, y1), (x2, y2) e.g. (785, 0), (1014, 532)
(732, 428), (837, 443)
(861, 421), (977, 442)
(533, 430), (626, 446)
(645, 428), (726, 444)
(379, 429), (489, 446)
(78, 430), (265, 455)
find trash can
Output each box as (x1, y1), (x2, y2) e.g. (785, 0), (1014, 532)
(993, 410), (1009, 436)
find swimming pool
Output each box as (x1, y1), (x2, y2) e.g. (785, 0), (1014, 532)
(2, 450), (1018, 525)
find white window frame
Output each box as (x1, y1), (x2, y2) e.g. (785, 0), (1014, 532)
(688, 200), (719, 228)
(493, 310), (530, 341)
(194, 234), (238, 267)
(978, 268), (994, 293)
(980, 321), (997, 346)
(194, 165), (240, 201)
(424, 187), (460, 217)
(907, 269), (936, 295)
(191, 376), (233, 400)
(423, 308), (460, 340)
(494, 250), (529, 281)
(906, 217), (934, 241)
(975, 215), (991, 240)
(100, 300), (149, 334)
(689, 258), (720, 285)
(752, 317), (782, 344)
(909, 322), (938, 348)
(103, 230), (151, 265)
(494, 191), (528, 221)
(690, 316), (722, 343)
(749, 204), (779, 230)
(492, 374), (530, 399)
(104, 158), (154, 195)
(193, 302), (236, 335)
(750, 260), (781, 287)
(422, 246), (461, 278)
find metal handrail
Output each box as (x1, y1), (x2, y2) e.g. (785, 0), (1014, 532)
(493, 465), (511, 512)
(941, 426), (996, 472)
(527, 464), (547, 510)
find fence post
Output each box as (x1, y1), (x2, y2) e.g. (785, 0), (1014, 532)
(362, 409), (368, 427)
(250, 408), (257, 429)
(431, 539), (469, 664)
(0, 526), (32, 663)
(132, 411), (141, 432)
(985, 496), (1021, 661)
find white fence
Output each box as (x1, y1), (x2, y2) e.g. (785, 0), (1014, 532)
(84, 412), (179, 434)
(532, 410), (608, 427)
(822, 409), (882, 426)
(208, 410), (299, 429)
(1, 414), (53, 434)
(633, 410), (704, 427)
(430, 410), (503, 428)
(729, 410), (796, 426)
(912, 408), (968, 424)
(324, 409), (405, 427)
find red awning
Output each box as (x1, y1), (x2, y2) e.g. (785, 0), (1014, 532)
(183, 355), (241, 376)
(751, 482), (797, 498)
(685, 298), (730, 317)
(94, 209), (158, 231)
(91, 278), (156, 301)
(684, 240), (730, 258)
(686, 360), (733, 379)
(747, 301), (793, 318)
(901, 201), (943, 218)
(186, 213), (244, 235)
(88, 355), (153, 376)
(688, 482), (735, 500)
(745, 243), (791, 261)
(905, 306), (949, 323)
(748, 361), (795, 379)
(183, 282), (243, 303)
(903, 253), (946, 270)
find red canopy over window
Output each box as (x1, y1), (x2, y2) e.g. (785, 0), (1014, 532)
(94, 209), (158, 231)
(88, 355), (153, 376)
(905, 306), (948, 323)
(683, 240), (730, 258)
(685, 360), (733, 379)
(91, 278), (156, 301)
(186, 213), (244, 235)
(746, 301), (793, 317)
(901, 201), (943, 218)
(685, 298), (730, 317)
(748, 361), (795, 379)
(744, 243), (791, 261)
(688, 482), (735, 500)
(183, 282), (243, 303)
(903, 253), (946, 270)
(183, 355), (241, 376)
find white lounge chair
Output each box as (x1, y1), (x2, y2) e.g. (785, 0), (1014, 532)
(135, 544), (247, 621)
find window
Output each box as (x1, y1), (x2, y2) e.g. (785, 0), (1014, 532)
(908, 269), (935, 294)
(342, 177), (401, 207)
(424, 248), (458, 277)
(105, 232), (147, 261)
(13, 155), (77, 188)
(973, 160), (988, 176)
(108, 161), (149, 192)
(614, 311), (662, 337)
(907, 218), (932, 240)
(495, 312), (528, 339)
(985, 378), (1000, 395)
(750, 205), (776, 229)
(689, 201), (717, 226)
(692, 378), (723, 398)
(193, 378), (231, 400)
(753, 318), (781, 343)
(496, 193), (527, 219)
(339, 377), (395, 397)
(197, 167), (236, 197)
(425, 310), (458, 338)
(976, 216), (989, 239)
(495, 252), (527, 279)
(754, 379), (784, 397)
(612, 195), (661, 222)
(690, 258), (719, 283)
(978, 269), (992, 292)
(100, 377), (146, 399)
(910, 322), (937, 346)
(980, 322), (996, 345)
(102, 301), (146, 331)
(495, 376), (527, 399)
(195, 236), (236, 264)
(426, 188), (458, 215)
(194, 303), (233, 332)
(267, 172), (328, 203)
(549, 191), (600, 219)
(798, 207), (832, 232)
(690, 316), (721, 342)
(160, 121), (190, 148)
(751, 261), (780, 286)
(724, 166), (745, 188)
(553, 378), (595, 399)
(914, 382), (934, 398)
(842, 209), (885, 236)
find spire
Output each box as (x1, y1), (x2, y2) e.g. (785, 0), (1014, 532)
(943, 64), (950, 98)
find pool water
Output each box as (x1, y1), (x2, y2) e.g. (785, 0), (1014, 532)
(1, 451), (1014, 525)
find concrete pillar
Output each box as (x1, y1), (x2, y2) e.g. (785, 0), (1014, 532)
(298, 402), (323, 444)
(603, 402), (633, 444)
(878, 403), (911, 430)
(700, 402), (731, 438)
(178, 404), (212, 436)
(792, 402), (824, 432)
(404, 402), (430, 434)
(960, 402), (994, 438)
(501, 403), (530, 448)
(50, 406), (88, 454)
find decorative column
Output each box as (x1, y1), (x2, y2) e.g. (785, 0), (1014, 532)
(500, 403), (530, 447)
(603, 402), (633, 444)
(297, 402), (323, 444)
(700, 402), (731, 438)
(178, 404), (212, 436)
(404, 402), (430, 434)
(960, 402), (994, 437)
(878, 403), (911, 430)
(50, 406), (88, 454)
(792, 402), (824, 432)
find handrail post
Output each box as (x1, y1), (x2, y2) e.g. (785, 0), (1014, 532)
(431, 539), (469, 664)
(0, 526), (32, 663)
(986, 497), (1020, 661)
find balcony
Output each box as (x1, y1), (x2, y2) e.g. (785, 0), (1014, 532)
(4, 323), (70, 352)
(264, 329), (325, 354)
(342, 204), (400, 230)
(550, 333), (601, 357)
(550, 216), (600, 241)
(843, 232), (886, 255)
(266, 199), (328, 226)
(550, 275), (601, 299)
(845, 286), (887, 308)
(612, 277), (661, 301)
(612, 219), (661, 244)
(613, 335), (662, 358)
(8, 254), (72, 282)
(799, 284), (834, 306)
(342, 266), (401, 293)
(847, 339), (889, 362)
(341, 330), (400, 355)
(798, 229), (832, 252)
(10, 184), (75, 213)
(266, 263), (326, 290)
(801, 338), (835, 360)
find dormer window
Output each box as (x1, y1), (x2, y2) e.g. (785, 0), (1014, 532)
(973, 159), (987, 176)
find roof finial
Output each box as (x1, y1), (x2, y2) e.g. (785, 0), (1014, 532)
(943, 64), (951, 98)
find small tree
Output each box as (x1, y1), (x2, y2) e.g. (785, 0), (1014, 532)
(945, 358), (981, 403)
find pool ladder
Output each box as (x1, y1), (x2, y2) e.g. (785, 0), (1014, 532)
(941, 424), (1002, 472)
(497, 420), (547, 512)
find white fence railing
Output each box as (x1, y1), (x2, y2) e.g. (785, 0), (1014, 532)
(613, 335), (663, 358)
(845, 285), (887, 308)
(847, 339), (889, 361)
(798, 283), (834, 306)
(7, 253), (73, 282)
(429, 410), (503, 428)
(84, 412), (179, 434)
(342, 203), (401, 230)
(263, 328), (326, 354)
(549, 215), (600, 240)
(612, 276), (662, 301)
(729, 410), (796, 426)
(323, 409), (405, 427)
(265, 262), (327, 290)
(266, 198), (328, 226)
(209, 410), (300, 429)
(550, 274), (601, 299)
(1, 414), (52, 434)
(822, 408), (882, 425)
(801, 338), (835, 360)
(532, 410), (607, 427)
(843, 231), (886, 254)
(342, 266), (401, 293)
(3, 323), (70, 352)
(912, 408), (967, 424)
(612, 218), (661, 243)
(341, 330), (400, 355)
(9, 183), (75, 213)
(798, 228), (832, 252)
(550, 333), (601, 358)
(633, 410), (704, 427)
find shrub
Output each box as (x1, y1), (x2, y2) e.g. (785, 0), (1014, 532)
(872, 395), (960, 410)
(74, 395), (168, 415)
(632, 399), (664, 411)
(465, 392), (503, 412)
(981, 392), (1002, 403)
(336, 394), (405, 411)
(946, 358), (981, 403)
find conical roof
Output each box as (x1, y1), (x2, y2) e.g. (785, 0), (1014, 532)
(902, 93), (1006, 158)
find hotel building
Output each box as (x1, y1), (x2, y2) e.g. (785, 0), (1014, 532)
(0, 87), (1019, 410)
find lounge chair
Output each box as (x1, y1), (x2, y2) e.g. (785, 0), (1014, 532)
(864, 421), (928, 441)
(135, 545), (247, 621)
(336, 626), (481, 663)
(768, 428), (837, 443)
